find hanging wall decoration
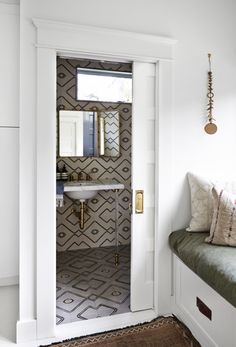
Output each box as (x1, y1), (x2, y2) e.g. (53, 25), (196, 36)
(204, 53), (217, 134)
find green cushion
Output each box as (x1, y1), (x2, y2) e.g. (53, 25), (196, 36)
(169, 229), (236, 308)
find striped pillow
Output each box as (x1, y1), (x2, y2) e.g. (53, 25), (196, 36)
(205, 187), (236, 246)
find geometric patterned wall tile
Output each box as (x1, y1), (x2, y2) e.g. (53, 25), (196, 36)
(57, 57), (132, 251)
(102, 111), (120, 157)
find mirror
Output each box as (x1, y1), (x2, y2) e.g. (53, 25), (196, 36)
(59, 110), (120, 157)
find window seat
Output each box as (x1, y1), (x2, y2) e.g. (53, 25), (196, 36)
(169, 229), (236, 308)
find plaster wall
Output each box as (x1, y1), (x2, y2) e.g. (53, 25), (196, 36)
(0, 3), (19, 282)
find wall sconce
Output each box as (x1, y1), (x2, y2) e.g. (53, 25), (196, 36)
(204, 53), (217, 134)
(99, 116), (105, 155)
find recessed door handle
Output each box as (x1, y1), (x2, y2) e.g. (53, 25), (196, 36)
(135, 190), (144, 214)
(196, 297), (212, 321)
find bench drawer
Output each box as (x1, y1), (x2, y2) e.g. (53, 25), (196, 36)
(175, 257), (235, 347)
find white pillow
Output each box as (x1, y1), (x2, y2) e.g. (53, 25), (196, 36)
(187, 172), (214, 232)
(187, 172), (236, 232)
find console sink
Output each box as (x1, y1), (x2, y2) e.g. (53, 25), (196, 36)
(64, 179), (124, 201)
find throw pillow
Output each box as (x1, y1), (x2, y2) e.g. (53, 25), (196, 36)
(205, 187), (236, 246)
(187, 172), (236, 232)
(187, 172), (214, 232)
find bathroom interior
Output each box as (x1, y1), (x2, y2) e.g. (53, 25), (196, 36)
(56, 57), (133, 324)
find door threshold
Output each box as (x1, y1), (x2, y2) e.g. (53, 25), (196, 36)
(55, 309), (157, 342)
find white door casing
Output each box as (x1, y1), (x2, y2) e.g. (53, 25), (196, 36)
(131, 62), (155, 311)
(18, 18), (175, 343)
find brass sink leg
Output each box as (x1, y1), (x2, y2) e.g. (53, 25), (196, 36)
(71, 201), (85, 229)
(80, 200), (85, 230)
(115, 253), (120, 266)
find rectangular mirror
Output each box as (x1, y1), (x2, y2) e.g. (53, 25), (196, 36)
(59, 110), (120, 157)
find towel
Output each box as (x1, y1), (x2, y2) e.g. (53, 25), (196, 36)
(57, 181), (64, 194)
(56, 181), (64, 207)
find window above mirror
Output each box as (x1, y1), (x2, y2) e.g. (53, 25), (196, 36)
(76, 68), (132, 103)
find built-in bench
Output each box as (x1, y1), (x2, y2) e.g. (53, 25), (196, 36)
(169, 229), (236, 308)
(169, 229), (236, 347)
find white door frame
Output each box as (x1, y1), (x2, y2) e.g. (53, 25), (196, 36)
(17, 18), (176, 343)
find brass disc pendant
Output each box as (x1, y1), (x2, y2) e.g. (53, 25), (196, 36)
(204, 122), (217, 134)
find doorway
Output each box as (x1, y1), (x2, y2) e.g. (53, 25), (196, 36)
(24, 19), (175, 343)
(56, 57), (133, 324)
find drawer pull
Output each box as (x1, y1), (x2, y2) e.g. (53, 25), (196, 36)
(196, 297), (212, 321)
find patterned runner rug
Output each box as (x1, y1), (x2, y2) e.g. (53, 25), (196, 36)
(42, 316), (201, 346)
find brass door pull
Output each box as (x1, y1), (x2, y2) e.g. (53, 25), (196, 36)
(135, 190), (144, 214)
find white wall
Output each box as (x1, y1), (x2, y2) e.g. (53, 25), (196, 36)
(18, 0), (236, 335)
(0, 3), (19, 283)
(21, 0), (236, 229)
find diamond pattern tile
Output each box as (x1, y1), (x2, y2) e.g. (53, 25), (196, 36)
(56, 57), (132, 251)
(56, 245), (130, 324)
(56, 291), (86, 313)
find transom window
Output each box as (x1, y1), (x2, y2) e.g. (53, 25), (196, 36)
(76, 68), (132, 103)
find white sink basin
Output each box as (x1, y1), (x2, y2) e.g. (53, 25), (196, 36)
(64, 179), (124, 201)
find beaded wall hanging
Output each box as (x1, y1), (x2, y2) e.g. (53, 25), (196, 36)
(204, 53), (217, 134)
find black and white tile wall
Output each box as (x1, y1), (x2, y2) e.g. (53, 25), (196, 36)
(56, 58), (132, 251)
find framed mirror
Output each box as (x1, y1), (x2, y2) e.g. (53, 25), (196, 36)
(58, 110), (120, 157)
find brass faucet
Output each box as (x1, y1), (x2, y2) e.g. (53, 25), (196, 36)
(77, 172), (93, 181)
(78, 172), (84, 180)
(68, 172), (76, 181)
(86, 173), (93, 181)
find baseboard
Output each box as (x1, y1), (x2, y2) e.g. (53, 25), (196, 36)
(16, 319), (37, 343)
(0, 275), (19, 286)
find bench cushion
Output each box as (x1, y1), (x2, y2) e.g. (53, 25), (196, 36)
(169, 229), (236, 308)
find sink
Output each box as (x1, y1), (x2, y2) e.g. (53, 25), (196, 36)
(64, 179), (124, 201)
(64, 180), (99, 201)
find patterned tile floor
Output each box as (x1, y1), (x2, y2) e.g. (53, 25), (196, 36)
(56, 245), (131, 325)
